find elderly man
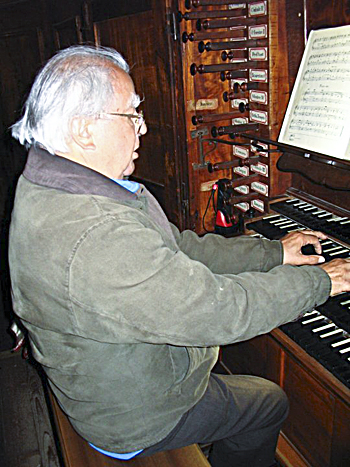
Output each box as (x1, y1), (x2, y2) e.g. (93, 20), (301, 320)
(8, 45), (350, 467)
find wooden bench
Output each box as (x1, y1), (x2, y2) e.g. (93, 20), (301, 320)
(49, 394), (211, 467)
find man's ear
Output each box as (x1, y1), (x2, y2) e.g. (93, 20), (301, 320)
(70, 117), (96, 150)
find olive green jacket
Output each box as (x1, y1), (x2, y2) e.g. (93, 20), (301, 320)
(8, 147), (331, 452)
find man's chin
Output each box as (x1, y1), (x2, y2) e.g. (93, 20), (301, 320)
(123, 163), (135, 177)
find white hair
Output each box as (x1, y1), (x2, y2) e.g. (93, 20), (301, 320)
(11, 45), (140, 154)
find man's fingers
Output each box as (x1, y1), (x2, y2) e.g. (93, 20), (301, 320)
(307, 255), (325, 265)
(301, 229), (328, 240)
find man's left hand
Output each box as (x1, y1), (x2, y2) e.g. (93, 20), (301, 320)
(281, 230), (327, 266)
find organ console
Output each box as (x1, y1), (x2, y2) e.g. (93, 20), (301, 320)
(177, 0), (350, 465)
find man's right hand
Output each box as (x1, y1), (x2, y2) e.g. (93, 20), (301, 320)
(320, 258), (350, 296)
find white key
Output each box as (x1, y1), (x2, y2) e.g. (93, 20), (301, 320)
(303, 310), (319, 317)
(273, 219), (293, 226)
(329, 249), (350, 257)
(301, 315), (324, 325)
(269, 218), (287, 224)
(312, 323), (334, 333)
(332, 337), (350, 348)
(320, 329), (343, 339)
(264, 214), (281, 220)
(323, 246), (344, 253)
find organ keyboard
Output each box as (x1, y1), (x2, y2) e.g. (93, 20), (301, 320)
(246, 197), (350, 389)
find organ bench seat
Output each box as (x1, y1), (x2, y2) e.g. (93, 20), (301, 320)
(49, 393), (210, 467)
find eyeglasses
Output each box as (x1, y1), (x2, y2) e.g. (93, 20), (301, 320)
(100, 111), (145, 135)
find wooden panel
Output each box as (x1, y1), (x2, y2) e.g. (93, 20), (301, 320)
(265, 333), (283, 385)
(331, 398), (350, 467)
(282, 354), (334, 467)
(91, 0), (152, 22)
(94, 11), (166, 185)
(53, 16), (83, 49)
(284, 0), (305, 91)
(276, 432), (311, 467)
(92, 2), (185, 227)
(306, 0), (350, 32)
(221, 335), (267, 378)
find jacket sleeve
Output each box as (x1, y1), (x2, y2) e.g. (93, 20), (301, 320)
(170, 223), (283, 274)
(68, 214), (331, 347)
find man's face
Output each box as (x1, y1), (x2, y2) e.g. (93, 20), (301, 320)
(92, 67), (147, 180)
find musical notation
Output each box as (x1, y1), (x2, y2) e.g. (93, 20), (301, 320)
(279, 25), (350, 161)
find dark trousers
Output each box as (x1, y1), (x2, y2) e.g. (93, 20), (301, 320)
(140, 373), (289, 467)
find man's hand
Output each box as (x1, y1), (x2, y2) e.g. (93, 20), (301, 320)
(320, 258), (350, 296)
(281, 230), (327, 265)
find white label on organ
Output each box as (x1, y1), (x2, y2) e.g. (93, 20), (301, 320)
(232, 98), (248, 108)
(233, 117), (249, 124)
(234, 146), (250, 158)
(251, 181), (269, 195)
(249, 69), (268, 82)
(248, 25), (268, 39)
(195, 99), (218, 110)
(229, 3), (246, 9)
(234, 185), (249, 194)
(235, 202), (250, 212)
(250, 110), (268, 124)
(250, 90), (268, 104)
(234, 166), (249, 176)
(251, 162), (268, 176)
(252, 199), (265, 212)
(249, 47), (268, 61)
(248, 1), (267, 16)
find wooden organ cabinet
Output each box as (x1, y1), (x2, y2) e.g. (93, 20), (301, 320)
(177, 1), (350, 467)
(178, 0), (291, 233)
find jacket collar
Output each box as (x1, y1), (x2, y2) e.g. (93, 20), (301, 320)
(23, 145), (138, 202)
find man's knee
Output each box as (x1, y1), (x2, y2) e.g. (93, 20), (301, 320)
(260, 379), (289, 426)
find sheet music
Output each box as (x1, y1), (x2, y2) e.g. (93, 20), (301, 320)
(279, 25), (350, 161)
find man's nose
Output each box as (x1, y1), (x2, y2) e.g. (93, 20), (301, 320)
(139, 121), (147, 136)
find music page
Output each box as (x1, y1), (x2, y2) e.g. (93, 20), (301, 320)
(279, 25), (350, 160)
